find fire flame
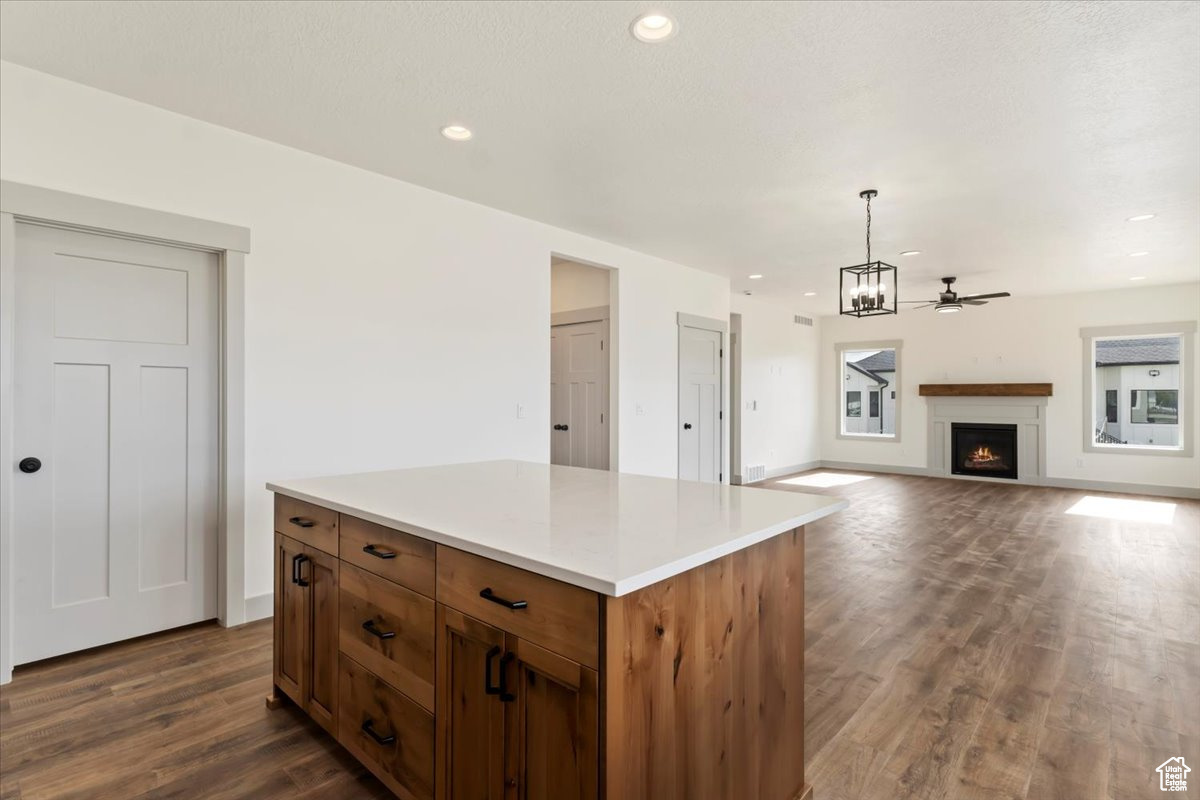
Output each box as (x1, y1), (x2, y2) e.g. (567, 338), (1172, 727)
(969, 446), (1001, 464)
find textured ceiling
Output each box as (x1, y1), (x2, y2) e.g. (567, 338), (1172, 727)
(2, 0), (1198, 307)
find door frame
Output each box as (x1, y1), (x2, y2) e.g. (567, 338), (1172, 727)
(0, 180), (251, 684)
(550, 306), (610, 470)
(676, 312), (727, 483)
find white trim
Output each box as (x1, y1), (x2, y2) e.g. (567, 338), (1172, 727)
(834, 339), (903, 443)
(0, 182), (250, 684)
(244, 592), (274, 623)
(1080, 321), (1195, 457)
(735, 460), (823, 484)
(550, 305), (609, 327)
(676, 311), (728, 334)
(768, 462), (1200, 500)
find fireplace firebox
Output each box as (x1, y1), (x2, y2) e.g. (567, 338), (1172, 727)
(951, 423), (1018, 480)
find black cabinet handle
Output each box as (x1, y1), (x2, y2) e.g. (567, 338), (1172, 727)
(498, 652), (515, 702)
(362, 544), (396, 560)
(479, 588), (527, 610)
(293, 554), (310, 587)
(361, 719), (395, 746)
(683, 422), (692, 430)
(288, 516), (316, 529)
(485, 645), (502, 695)
(362, 619), (395, 640)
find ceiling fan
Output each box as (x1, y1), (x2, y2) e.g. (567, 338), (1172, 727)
(900, 277), (1011, 313)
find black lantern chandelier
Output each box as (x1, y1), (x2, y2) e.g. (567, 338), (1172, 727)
(839, 189), (898, 317)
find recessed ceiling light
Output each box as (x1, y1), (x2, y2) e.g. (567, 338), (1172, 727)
(1129, 276), (1147, 281)
(631, 13), (677, 42)
(440, 125), (472, 141)
(748, 274), (763, 280)
(899, 250), (922, 256)
(804, 291), (817, 297)
(1127, 214), (1156, 222)
(1129, 251), (1150, 257)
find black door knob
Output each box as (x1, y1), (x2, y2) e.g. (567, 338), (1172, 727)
(553, 424), (562, 431)
(561, 425), (568, 431)
(19, 457), (42, 474)
(683, 423), (693, 430)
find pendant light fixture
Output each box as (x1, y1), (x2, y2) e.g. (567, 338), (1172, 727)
(839, 189), (898, 317)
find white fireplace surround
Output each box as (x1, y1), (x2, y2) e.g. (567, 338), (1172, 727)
(926, 396), (1048, 485)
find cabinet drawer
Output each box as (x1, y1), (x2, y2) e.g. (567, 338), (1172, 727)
(274, 495), (338, 555)
(436, 546), (599, 668)
(340, 514), (436, 598)
(339, 563), (435, 711)
(339, 654), (434, 800)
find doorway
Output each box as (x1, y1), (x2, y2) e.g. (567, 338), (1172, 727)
(678, 313), (725, 483)
(10, 222), (219, 664)
(550, 257), (612, 470)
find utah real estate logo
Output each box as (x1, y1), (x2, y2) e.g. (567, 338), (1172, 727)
(1158, 757), (1190, 792)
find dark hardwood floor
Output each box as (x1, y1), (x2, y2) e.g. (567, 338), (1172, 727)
(1, 471), (1196, 799)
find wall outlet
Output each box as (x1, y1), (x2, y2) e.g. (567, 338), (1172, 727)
(636, 403), (644, 416)
(1075, 458), (1084, 468)
(517, 403), (527, 419)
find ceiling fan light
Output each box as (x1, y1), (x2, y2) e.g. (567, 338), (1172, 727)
(936, 302), (963, 314)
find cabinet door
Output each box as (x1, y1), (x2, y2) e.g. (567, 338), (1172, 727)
(436, 605), (507, 800)
(274, 533), (308, 706)
(303, 544), (339, 736)
(504, 637), (597, 800)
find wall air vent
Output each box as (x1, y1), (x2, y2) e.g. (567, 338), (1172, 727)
(794, 315), (814, 327)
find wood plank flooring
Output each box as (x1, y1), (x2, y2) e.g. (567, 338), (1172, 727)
(1, 471), (1196, 799)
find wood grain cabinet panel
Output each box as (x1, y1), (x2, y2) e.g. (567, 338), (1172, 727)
(340, 654), (435, 800)
(274, 495), (338, 554)
(340, 562), (436, 711)
(273, 533), (307, 706)
(436, 546), (599, 669)
(436, 606), (507, 800)
(340, 514), (436, 598)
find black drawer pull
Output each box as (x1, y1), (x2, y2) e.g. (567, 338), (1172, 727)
(479, 588), (527, 610)
(362, 544), (397, 560)
(361, 719), (395, 746)
(485, 645), (502, 695)
(288, 516), (316, 529)
(292, 554), (310, 587)
(362, 619), (396, 640)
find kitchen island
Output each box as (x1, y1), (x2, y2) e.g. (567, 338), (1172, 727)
(266, 460), (845, 800)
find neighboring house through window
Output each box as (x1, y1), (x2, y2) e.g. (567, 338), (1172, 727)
(837, 342), (900, 439)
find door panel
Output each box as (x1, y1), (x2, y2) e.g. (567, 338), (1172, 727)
(678, 325), (722, 483)
(274, 534), (308, 706)
(305, 545), (339, 736)
(505, 637), (597, 800)
(13, 223), (219, 663)
(550, 320), (608, 470)
(437, 605), (507, 800)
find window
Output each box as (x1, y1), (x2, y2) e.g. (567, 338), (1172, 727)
(1082, 324), (1194, 455)
(846, 391), (861, 417)
(837, 341), (900, 439)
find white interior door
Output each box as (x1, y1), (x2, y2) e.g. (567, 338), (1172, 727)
(12, 222), (219, 664)
(550, 320), (608, 470)
(679, 324), (722, 482)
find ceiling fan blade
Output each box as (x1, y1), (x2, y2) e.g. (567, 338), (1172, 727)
(961, 299), (988, 306)
(898, 299), (938, 304)
(911, 302), (938, 310)
(959, 292), (1011, 301)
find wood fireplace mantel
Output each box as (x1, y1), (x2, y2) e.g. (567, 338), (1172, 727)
(918, 383), (1053, 397)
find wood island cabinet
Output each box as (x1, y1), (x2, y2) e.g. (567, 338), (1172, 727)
(270, 491), (812, 800)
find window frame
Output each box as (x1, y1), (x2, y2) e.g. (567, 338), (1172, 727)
(1081, 322), (1194, 457)
(835, 339), (902, 443)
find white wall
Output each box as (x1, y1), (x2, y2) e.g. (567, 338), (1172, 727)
(551, 259), (609, 313)
(819, 283), (1200, 490)
(0, 62), (730, 602)
(730, 295), (821, 479)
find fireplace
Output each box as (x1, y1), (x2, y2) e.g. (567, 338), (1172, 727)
(951, 423), (1018, 480)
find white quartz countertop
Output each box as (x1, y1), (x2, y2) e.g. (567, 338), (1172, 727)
(267, 460), (846, 596)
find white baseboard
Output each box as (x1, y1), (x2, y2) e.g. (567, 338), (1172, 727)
(809, 459), (1200, 500)
(244, 592), (273, 623)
